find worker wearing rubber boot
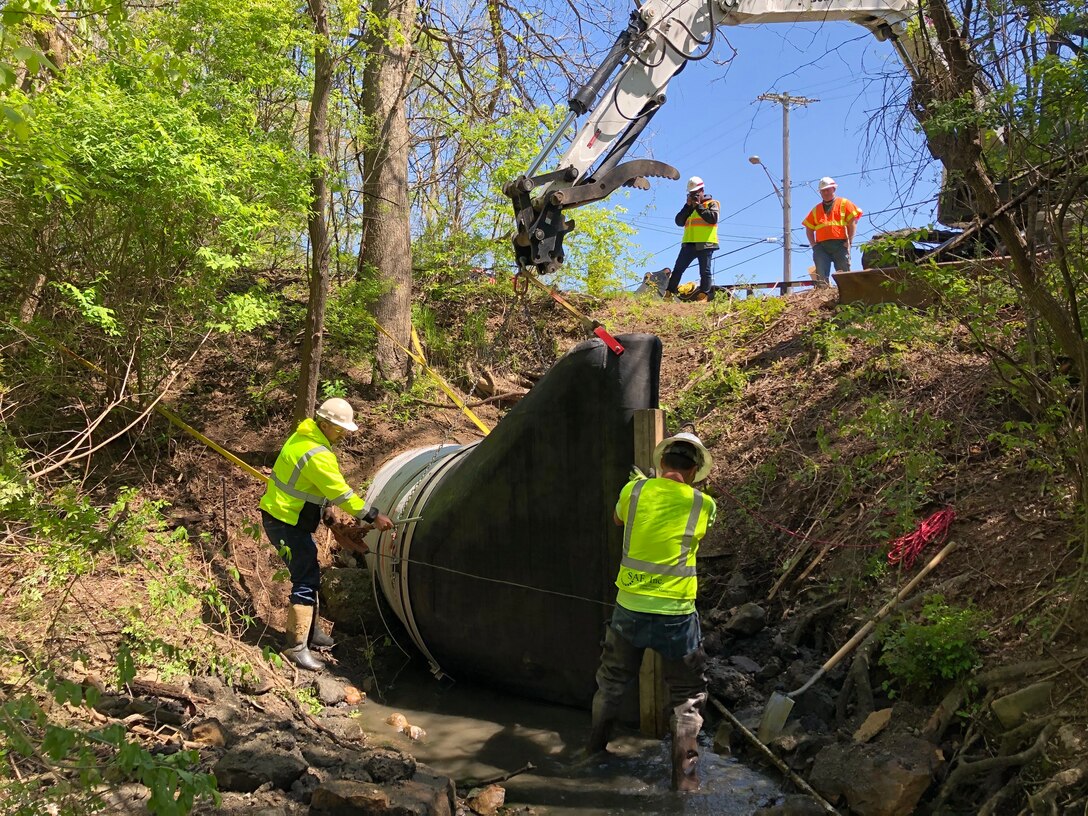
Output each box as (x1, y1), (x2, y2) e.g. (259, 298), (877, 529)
(665, 177), (719, 302)
(588, 432), (717, 791)
(259, 398), (393, 671)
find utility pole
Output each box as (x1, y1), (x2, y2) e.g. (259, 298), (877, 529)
(757, 93), (817, 295)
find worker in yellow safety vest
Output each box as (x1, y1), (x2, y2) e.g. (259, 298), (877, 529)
(802, 176), (863, 285)
(665, 177), (720, 302)
(588, 432), (717, 791)
(259, 398), (393, 671)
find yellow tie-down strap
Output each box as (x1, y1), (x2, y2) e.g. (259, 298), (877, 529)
(369, 318), (491, 436)
(38, 335), (270, 485)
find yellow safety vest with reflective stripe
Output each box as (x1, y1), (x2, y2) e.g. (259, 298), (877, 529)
(681, 199), (720, 244)
(259, 418), (367, 526)
(614, 478), (716, 609)
(802, 197), (862, 243)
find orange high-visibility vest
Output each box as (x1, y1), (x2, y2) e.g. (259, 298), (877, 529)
(682, 200), (720, 244)
(802, 197), (862, 243)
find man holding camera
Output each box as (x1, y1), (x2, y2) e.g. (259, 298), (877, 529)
(665, 177), (720, 302)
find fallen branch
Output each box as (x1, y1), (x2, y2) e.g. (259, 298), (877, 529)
(932, 721), (1057, 812)
(923, 685), (965, 743)
(977, 777), (1019, 816)
(1027, 759), (1088, 815)
(456, 762), (535, 790)
(709, 696), (840, 815)
(787, 598), (847, 647)
(836, 629), (880, 725)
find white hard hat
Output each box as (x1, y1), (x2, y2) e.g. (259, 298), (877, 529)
(818, 176), (837, 191)
(315, 397), (358, 432)
(653, 432), (713, 482)
(686, 176), (705, 193)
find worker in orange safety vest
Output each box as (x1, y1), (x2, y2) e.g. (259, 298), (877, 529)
(802, 176), (863, 286)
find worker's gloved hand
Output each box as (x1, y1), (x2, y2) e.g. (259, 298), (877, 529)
(321, 505), (338, 528)
(629, 466), (648, 481)
(372, 513), (394, 532)
(328, 520), (370, 554)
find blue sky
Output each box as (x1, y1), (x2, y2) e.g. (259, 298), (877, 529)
(594, 19), (946, 291)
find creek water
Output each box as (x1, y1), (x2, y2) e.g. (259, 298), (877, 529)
(360, 665), (783, 815)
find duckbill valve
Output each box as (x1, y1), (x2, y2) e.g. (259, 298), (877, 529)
(364, 333), (661, 707)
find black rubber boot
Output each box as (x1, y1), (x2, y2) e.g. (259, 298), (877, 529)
(284, 604), (324, 671)
(587, 717), (614, 754)
(309, 599), (335, 649)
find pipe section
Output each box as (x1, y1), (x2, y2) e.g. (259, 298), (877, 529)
(364, 334), (662, 706)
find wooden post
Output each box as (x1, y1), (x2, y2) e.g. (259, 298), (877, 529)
(634, 409), (668, 738)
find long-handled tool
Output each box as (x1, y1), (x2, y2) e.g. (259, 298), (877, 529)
(757, 539), (959, 742)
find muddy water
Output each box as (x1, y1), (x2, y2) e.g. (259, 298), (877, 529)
(362, 668), (783, 815)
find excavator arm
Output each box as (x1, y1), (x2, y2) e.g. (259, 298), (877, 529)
(504, 0), (921, 274)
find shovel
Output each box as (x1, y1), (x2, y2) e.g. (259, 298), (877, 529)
(757, 539), (958, 743)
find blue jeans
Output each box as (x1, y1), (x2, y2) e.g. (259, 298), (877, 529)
(261, 510), (320, 606)
(812, 239), (850, 282)
(590, 606), (707, 734)
(667, 244), (714, 295)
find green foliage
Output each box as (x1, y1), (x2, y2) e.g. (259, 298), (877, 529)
(0, 1), (310, 391)
(293, 686), (323, 716)
(375, 375), (440, 424)
(839, 397), (949, 539)
(0, 434), (264, 813)
(209, 288), (281, 333)
(669, 362), (749, 426)
(0, 672), (219, 815)
(1, 435), (179, 597)
(809, 302), (945, 365)
(988, 418), (1065, 477)
(809, 318), (850, 362)
(409, 104), (639, 290)
(412, 299), (492, 371)
(51, 283), (123, 337)
(561, 200), (643, 295)
(663, 295), (787, 424)
(321, 379), (349, 399)
(324, 277), (382, 362)
(880, 595), (989, 695)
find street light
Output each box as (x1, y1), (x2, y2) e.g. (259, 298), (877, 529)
(748, 154), (791, 294)
(748, 156), (783, 206)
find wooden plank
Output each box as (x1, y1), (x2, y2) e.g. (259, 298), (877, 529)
(634, 409), (668, 738)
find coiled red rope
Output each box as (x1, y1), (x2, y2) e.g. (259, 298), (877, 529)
(715, 482), (955, 566)
(886, 507), (956, 568)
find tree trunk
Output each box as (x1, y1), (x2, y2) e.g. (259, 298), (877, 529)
(358, 0), (415, 383)
(913, 0), (1088, 378)
(295, 0), (334, 422)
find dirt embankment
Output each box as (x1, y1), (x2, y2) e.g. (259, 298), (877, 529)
(5, 284), (1086, 814)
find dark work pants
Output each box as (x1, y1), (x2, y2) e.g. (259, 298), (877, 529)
(591, 608), (708, 738)
(261, 510), (320, 606)
(667, 244), (714, 295)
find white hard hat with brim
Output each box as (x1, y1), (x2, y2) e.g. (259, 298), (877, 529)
(818, 176), (837, 191)
(315, 397), (359, 432)
(653, 432), (713, 482)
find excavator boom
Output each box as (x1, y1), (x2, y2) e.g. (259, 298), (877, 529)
(504, 0), (921, 274)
